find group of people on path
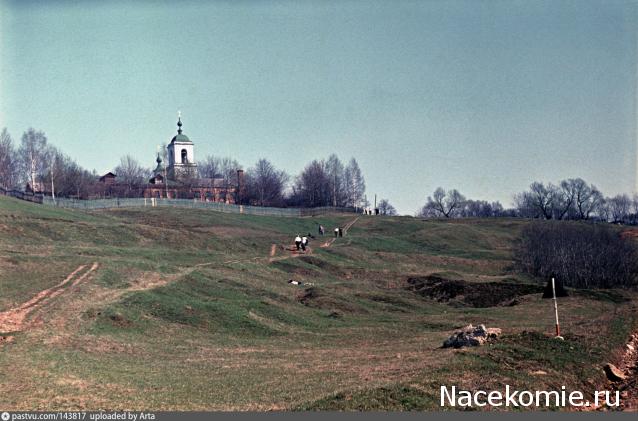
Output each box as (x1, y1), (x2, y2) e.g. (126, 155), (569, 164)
(294, 234), (310, 252)
(333, 227), (343, 237)
(317, 224), (343, 238)
(292, 223), (344, 253)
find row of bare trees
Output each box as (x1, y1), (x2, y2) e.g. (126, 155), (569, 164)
(115, 153), (367, 208)
(202, 154), (366, 208)
(0, 128), (97, 198)
(514, 178), (638, 223)
(418, 187), (508, 218)
(513, 178), (603, 220)
(286, 155), (366, 208)
(417, 178), (638, 223)
(1, 127), (370, 208)
(67, 151), (368, 207)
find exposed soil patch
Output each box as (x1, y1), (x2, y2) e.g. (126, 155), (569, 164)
(405, 275), (543, 308)
(607, 330), (638, 411)
(0, 335), (14, 345)
(620, 228), (638, 240)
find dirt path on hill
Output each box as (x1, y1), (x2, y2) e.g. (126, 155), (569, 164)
(41, 268), (198, 348)
(0, 264), (206, 349)
(319, 216), (359, 248)
(193, 216), (360, 266)
(1, 216), (359, 338)
(0, 263), (99, 333)
(269, 216), (360, 262)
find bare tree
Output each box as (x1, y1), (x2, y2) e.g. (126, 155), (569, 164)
(607, 194), (631, 223)
(569, 178), (603, 220)
(377, 199), (397, 215)
(218, 157), (242, 202)
(630, 195), (638, 225)
(199, 155), (222, 178)
(0, 128), (18, 189)
(114, 155), (150, 195)
(18, 128), (48, 191)
(325, 154), (346, 207)
(513, 192), (538, 218)
(419, 187), (465, 218)
(460, 200), (505, 217)
(528, 182), (555, 219)
(516, 178), (604, 220)
(344, 158), (365, 209)
(45, 145), (63, 199)
(554, 180), (577, 220)
(596, 197), (610, 222)
(294, 160), (330, 207)
(245, 158), (289, 207)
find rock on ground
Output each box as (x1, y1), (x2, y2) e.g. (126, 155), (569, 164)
(603, 363), (626, 382)
(443, 324), (502, 348)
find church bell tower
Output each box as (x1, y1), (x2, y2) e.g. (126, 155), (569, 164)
(167, 112), (197, 180)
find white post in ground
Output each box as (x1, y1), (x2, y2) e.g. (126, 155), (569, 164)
(552, 277), (564, 340)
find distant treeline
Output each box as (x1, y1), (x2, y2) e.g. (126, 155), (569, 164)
(0, 127), (370, 209)
(418, 179), (638, 223)
(4, 126), (635, 219)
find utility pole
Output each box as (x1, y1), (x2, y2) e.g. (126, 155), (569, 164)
(552, 278), (564, 340)
(49, 153), (56, 202)
(164, 163), (168, 199)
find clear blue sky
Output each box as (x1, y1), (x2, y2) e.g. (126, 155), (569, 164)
(1, 0), (636, 214)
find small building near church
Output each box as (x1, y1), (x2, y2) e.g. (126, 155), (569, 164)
(99, 172), (117, 185)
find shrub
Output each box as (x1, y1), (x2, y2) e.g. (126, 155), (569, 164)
(516, 221), (638, 288)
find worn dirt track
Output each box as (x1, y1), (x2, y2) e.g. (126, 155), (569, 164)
(1, 216), (357, 335)
(320, 216), (359, 248)
(0, 262), (99, 333)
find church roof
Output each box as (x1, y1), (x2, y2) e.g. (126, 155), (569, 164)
(169, 115), (192, 144)
(170, 133), (192, 144)
(153, 153), (165, 174)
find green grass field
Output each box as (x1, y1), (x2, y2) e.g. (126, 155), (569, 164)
(0, 195), (635, 410)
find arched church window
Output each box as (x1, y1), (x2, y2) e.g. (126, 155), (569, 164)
(181, 149), (188, 164)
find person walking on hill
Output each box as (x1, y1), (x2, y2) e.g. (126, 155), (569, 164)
(334, 227), (339, 237)
(294, 234), (302, 251)
(301, 235), (308, 252)
(319, 225), (325, 236)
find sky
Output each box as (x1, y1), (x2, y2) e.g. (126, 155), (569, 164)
(0, 0), (636, 215)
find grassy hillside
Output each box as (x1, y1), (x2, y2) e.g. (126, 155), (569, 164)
(0, 195), (635, 410)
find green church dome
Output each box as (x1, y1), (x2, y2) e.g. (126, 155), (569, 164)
(170, 116), (192, 143)
(171, 133), (191, 143)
